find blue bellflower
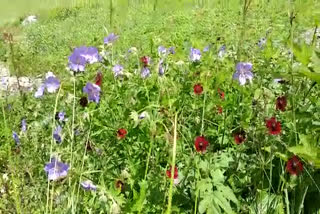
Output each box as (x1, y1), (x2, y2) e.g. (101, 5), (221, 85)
(190, 48), (201, 62)
(141, 67), (151, 79)
(44, 158), (69, 181)
(233, 62), (254, 85)
(83, 83), (101, 103)
(12, 131), (20, 145)
(53, 125), (62, 143)
(81, 180), (97, 191)
(112, 65), (124, 77)
(21, 119), (27, 132)
(104, 33), (119, 45)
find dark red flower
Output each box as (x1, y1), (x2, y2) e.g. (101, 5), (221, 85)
(276, 96), (287, 112)
(166, 166), (178, 179)
(194, 84), (203, 95)
(218, 88), (225, 100)
(117, 128), (127, 139)
(286, 155), (303, 176)
(194, 136), (209, 153)
(140, 56), (150, 67)
(266, 117), (281, 135)
(95, 71), (103, 87)
(217, 106), (223, 114)
(115, 179), (125, 192)
(233, 130), (246, 144)
(79, 97), (88, 107)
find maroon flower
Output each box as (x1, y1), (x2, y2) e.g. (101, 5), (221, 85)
(217, 106), (223, 114)
(117, 128), (127, 139)
(140, 56), (150, 67)
(194, 84), (203, 95)
(276, 96), (287, 112)
(115, 179), (125, 192)
(95, 71), (103, 87)
(166, 166), (178, 179)
(194, 136), (209, 153)
(266, 117), (281, 135)
(233, 130), (246, 144)
(218, 88), (225, 100)
(286, 155), (303, 176)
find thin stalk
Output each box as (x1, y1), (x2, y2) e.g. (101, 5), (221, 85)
(45, 85), (62, 214)
(110, 0), (113, 28)
(200, 93), (206, 135)
(298, 186), (308, 214)
(166, 113), (178, 214)
(284, 188), (290, 214)
(144, 138), (154, 180)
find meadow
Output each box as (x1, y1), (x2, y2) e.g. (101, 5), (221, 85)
(1, 0), (320, 213)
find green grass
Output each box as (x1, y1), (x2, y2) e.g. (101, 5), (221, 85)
(1, 0), (320, 213)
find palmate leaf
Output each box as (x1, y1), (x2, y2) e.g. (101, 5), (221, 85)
(130, 180), (148, 212)
(288, 134), (320, 168)
(250, 190), (284, 214)
(292, 43), (313, 66)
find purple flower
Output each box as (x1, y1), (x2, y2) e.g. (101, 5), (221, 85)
(104, 33), (119, 44)
(83, 83), (101, 103)
(81, 180), (97, 191)
(218, 45), (226, 58)
(141, 67), (150, 79)
(158, 46), (167, 55)
(233, 62), (254, 85)
(80, 47), (101, 64)
(12, 131), (20, 145)
(45, 76), (60, 93)
(158, 59), (165, 76)
(44, 158), (69, 181)
(34, 84), (46, 98)
(56, 112), (66, 122)
(68, 50), (87, 72)
(21, 119), (27, 132)
(53, 126), (62, 143)
(112, 65), (124, 77)
(168, 47), (175, 54)
(203, 45), (210, 52)
(189, 48), (201, 62)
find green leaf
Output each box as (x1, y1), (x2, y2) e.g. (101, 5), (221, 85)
(300, 70), (320, 83)
(131, 180), (148, 211)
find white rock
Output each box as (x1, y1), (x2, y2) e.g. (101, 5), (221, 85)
(22, 15), (37, 26)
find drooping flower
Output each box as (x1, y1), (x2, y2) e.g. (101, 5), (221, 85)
(21, 119), (27, 132)
(166, 166), (179, 184)
(233, 62), (254, 85)
(194, 136), (209, 153)
(276, 96), (287, 112)
(53, 126), (62, 143)
(218, 45), (226, 58)
(79, 97), (88, 107)
(138, 111), (149, 119)
(233, 130), (246, 145)
(218, 88), (225, 100)
(189, 48), (201, 62)
(81, 180), (97, 191)
(266, 117), (281, 135)
(141, 67), (151, 79)
(34, 84), (46, 98)
(83, 83), (101, 103)
(12, 131), (20, 145)
(117, 128), (127, 139)
(112, 65), (124, 77)
(158, 46), (167, 55)
(140, 56), (150, 67)
(95, 71), (103, 86)
(44, 158), (69, 181)
(158, 59), (166, 76)
(55, 112), (66, 122)
(193, 83), (203, 95)
(68, 50), (87, 72)
(168, 47), (175, 54)
(257, 37), (267, 48)
(203, 45), (210, 52)
(286, 155), (303, 176)
(104, 33), (119, 44)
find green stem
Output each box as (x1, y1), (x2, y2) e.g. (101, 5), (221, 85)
(166, 113), (178, 214)
(284, 188), (290, 214)
(298, 186), (308, 214)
